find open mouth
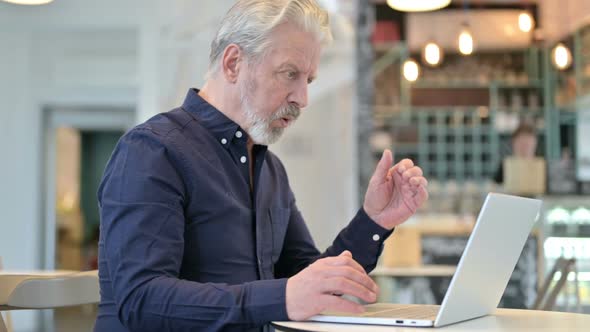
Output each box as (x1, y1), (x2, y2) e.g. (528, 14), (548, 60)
(280, 117), (292, 127)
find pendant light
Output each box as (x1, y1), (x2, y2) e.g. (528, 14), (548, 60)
(423, 42), (443, 67)
(403, 59), (420, 82)
(518, 11), (535, 33)
(386, 0), (451, 12)
(458, 1), (474, 56)
(552, 43), (572, 70)
(0, 0), (53, 4)
(458, 23), (474, 55)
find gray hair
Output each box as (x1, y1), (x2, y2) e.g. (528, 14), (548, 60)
(207, 0), (332, 79)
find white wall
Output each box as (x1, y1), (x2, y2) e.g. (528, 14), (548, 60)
(0, 28), (43, 332)
(0, 2), (143, 331)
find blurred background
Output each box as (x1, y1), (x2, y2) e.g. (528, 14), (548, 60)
(0, 0), (589, 331)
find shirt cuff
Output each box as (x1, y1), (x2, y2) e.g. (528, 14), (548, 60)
(351, 207), (394, 243)
(246, 278), (289, 325)
(337, 208), (394, 271)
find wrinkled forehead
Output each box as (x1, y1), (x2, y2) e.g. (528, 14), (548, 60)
(263, 23), (322, 73)
(270, 45), (319, 71)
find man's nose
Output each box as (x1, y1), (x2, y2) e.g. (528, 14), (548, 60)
(288, 81), (308, 109)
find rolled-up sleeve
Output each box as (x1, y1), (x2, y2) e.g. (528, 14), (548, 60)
(98, 129), (288, 331)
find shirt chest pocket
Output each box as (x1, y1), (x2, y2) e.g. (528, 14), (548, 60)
(269, 206), (290, 264)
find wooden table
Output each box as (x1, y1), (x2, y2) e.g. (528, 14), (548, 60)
(273, 308), (590, 331)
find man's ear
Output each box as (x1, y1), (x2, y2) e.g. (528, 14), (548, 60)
(221, 44), (242, 84)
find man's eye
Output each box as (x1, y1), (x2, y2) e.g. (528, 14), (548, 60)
(287, 71), (297, 79)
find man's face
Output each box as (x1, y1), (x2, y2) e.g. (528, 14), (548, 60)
(238, 23), (322, 145)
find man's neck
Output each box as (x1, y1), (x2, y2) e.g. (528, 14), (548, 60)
(199, 81), (247, 131)
(199, 82), (254, 156)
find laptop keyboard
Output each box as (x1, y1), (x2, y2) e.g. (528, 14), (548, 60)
(362, 304), (440, 320)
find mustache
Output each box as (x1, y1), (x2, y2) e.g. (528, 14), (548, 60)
(271, 103), (301, 122)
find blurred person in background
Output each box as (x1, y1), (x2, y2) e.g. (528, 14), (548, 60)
(494, 122), (538, 184)
(95, 1), (428, 331)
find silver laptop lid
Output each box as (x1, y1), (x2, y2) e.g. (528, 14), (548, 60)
(434, 193), (542, 327)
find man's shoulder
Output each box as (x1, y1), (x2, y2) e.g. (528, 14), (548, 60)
(134, 108), (196, 138)
(119, 108), (219, 165)
(124, 108), (210, 145)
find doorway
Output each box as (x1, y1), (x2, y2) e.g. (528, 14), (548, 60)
(41, 107), (134, 332)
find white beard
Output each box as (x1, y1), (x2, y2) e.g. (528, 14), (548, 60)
(239, 80), (300, 145)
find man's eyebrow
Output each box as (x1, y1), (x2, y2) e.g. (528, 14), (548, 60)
(278, 62), (300, 71)
(278, 62), (317, 81)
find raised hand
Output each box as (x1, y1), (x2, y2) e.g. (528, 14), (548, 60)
(363, 149), (428, 230)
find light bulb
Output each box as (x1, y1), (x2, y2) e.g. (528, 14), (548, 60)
(403, 59), (420, 82)
(386, 0), (451, 12)
(458, 28), (474, 55)
(423, 42), (442, 66)
(518, 12), (534, 33)
(1, 0), (54, 4)
(552, 43), (572, 70)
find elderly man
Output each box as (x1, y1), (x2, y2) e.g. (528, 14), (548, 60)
(94, 0), (428, 331)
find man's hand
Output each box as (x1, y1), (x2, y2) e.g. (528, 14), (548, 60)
(363, 149), (428, 230)
(285, 251), (378, 321)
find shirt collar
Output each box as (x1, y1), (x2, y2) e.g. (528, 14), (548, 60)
(181, 88), (249, 149)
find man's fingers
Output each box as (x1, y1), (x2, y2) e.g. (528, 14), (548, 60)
(321, 277), (377, 303)
(409, 177), (428, 187)
(394, 158), (414, 173)
(323, 266), (378, 293)
(371, 150), (393, 183)
(339, 250), (352, 258)
(320, 254), (379, 295)
(415, 185), (429, 202)
(324, 254), (366, 274)
(401, 166), (423, 181)
(321, 295), (365, 314)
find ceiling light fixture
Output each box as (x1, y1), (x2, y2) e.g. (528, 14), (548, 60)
(552, 43), (572, 70)
(423, 42), (443, 66)
(386, 0), (451, 12)
(518, 12), (534, 33)
(458, 23), (474, 55)
(403, 59), (420, 82)
(1, 0), (54, 4)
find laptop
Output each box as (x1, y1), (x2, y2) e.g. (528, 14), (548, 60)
(309, 193), (542, 328)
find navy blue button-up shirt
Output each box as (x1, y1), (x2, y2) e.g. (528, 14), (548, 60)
(94, 89), (393, 332)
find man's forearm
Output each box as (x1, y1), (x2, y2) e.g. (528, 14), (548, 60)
(115, 276), (289, 331)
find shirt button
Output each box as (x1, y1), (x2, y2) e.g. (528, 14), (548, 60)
(372, 234), (380, 242)
(221, 138), (227, 145)
(240, 156), (247, 163)
(235, 131), (243, 138)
